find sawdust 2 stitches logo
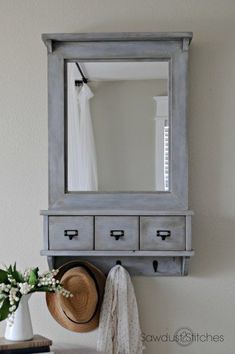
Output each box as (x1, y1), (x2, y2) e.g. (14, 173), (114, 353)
(174, 327), (194, 347)
(141, 327), (225, 347)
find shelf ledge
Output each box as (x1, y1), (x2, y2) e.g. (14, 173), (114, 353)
(40, 250), (194, 257)
(40, 209), (194, 216)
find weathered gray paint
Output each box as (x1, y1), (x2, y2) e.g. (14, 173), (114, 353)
(43, 32), (191, 211)
(41, 209), (194, 216)
(43, 215), (49, 250)
(42, 32), (193, 45)
(185, 215), (192, 250)
(53, 255), (183, 276)
(95, 216), (139, 251)
(140, 216), (186, 251)
(47, 256), (55, 270)
(181, 256), (191, 276)
(40, 250), (195, 257)
(41, 32), (193, 276)
(49, 216), (94, 250)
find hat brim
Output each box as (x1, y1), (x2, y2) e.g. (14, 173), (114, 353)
(46, 260), (106, 332)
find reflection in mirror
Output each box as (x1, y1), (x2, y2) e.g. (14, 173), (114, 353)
(66, 61), (169, 192)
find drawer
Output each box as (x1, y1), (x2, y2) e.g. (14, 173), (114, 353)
(95, 216), (139, 251)
(140, 216), (185, 250)
(49, 216), (93, 250)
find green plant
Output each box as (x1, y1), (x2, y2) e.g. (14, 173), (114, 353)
(0, 263), (72, 323)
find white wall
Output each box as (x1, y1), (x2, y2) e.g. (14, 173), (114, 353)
(90, 79), (167, 191)
(0, 1), (235, 353)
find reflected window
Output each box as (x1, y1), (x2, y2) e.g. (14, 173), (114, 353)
(153, 96), (169, 191)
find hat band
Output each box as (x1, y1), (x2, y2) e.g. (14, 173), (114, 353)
(61, 263), (100, 324)
(63, 308), (97, 325)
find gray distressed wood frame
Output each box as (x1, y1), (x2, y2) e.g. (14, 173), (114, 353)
(41, 33), (194, 276)
(42, 32), (193, 211)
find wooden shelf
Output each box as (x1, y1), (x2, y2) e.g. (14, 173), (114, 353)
(41, 209), (194, 216)
(40, 250), (194, 257)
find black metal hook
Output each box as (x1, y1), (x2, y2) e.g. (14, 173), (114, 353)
(116, 260), (122, 266)
(153, 260), (158, 273)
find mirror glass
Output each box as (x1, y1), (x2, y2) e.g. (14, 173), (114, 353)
(66, 61), (170, 192)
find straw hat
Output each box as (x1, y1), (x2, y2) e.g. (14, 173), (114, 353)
(46, 260), (106, 332)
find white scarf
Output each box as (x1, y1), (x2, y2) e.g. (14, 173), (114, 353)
(97, 265), (143, 354)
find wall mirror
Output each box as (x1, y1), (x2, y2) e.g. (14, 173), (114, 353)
(66, 61), (170, 192)
(41, 33), (193, 276)
(42, 32), (192, 210)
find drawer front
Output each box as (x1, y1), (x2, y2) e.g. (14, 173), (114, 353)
(95, 216), (139, 251)
(49, 216), (93, 250)
(140, 216), (185, 250)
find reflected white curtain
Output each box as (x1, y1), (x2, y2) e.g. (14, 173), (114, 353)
(77, 84), (98, 191)
(67, 63), (98, 191)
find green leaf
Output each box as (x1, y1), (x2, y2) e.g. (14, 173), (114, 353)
(34, 287), (50, 292)
(0, 297), (10, 322)
(0, 269), (8, 283)
(7, 265), (13, 274)
(12, 270), (24, 283)
(5, 264), (24, 283)
(28, 268), (39, 286)
(0, 295), (6, 309)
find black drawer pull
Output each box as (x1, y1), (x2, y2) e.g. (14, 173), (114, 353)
(110, 230), (125, 241)
(64, 229), (78, 240)
(156, 230), (171, 241)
